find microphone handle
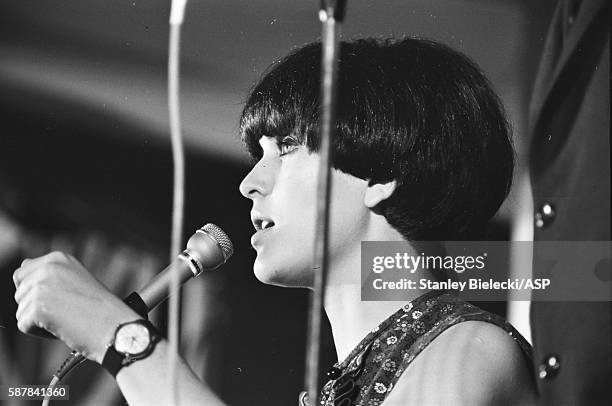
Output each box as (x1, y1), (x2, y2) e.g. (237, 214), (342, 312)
(137, 254), (196, 312)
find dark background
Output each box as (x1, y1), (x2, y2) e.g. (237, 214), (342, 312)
(0, 1), (557, 405)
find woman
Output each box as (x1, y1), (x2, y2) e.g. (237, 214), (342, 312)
(13, 38), (535, 405)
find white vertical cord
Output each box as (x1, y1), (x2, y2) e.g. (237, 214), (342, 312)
(168, 1), (188, 405)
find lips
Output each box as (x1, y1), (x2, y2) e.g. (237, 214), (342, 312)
(255, 218), (275, 231)
(250, 211), (275, 248)
(250, 211), (276, 232)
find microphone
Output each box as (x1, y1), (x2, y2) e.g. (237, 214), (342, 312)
(51, 223), (233, 382)
(133, 223), (234, 313)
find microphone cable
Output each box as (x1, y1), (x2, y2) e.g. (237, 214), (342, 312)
(167, 1), (188, 405)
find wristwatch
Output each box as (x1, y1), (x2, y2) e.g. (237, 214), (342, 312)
(102, 319), (161, 377)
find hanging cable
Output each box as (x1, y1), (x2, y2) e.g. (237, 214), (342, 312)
(167, 1), (188, 406)
(304, 1), (347, 404)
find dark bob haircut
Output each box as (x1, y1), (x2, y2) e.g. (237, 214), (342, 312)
(240, 38), (514, 240)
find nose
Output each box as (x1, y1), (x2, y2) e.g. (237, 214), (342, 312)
(239, 159), (273, 199)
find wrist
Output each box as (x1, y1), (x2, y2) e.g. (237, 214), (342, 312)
(101, 319), (162, 377)
(93, 304), (142, 364)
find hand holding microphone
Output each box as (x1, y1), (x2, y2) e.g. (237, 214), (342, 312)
(12, 223), (233, 364)
(13, 249), (140, 363)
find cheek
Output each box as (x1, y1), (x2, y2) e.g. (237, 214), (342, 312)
(252, 171), (318, 287)
(275, 161), (318, 232)
(252, 225), (315, 288)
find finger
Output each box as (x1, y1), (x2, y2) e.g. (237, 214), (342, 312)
(13, 263), (32, 288)
(13, 256), (46, 287)
(16, 296), (57, 339)
(15, 282), (43, 319)
(13, 260), (43, 289)
(25, 251), (70, 268)
(15, 293), (33, 327)
(16, 302), (41, 336)
(23, 252), (70, 270)
(14, 277), (35, 304)
(13, 252), (69, 287)
(16, 295), (47, 331)
(13, 267), (32, 288)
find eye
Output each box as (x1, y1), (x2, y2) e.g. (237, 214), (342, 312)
(278, 135), (300, 156)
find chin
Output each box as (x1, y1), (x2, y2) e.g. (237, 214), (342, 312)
(252, 258), (312, 288)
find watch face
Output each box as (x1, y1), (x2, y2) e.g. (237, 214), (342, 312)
(115, 322), (151, 355)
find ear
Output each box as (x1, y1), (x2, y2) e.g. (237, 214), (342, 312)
(364, 180), (397, 208)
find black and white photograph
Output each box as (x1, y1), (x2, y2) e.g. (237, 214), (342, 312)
(1, 1), (609, 405)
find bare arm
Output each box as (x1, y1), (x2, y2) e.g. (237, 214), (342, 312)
(383, 321), (536, 406)
(13, 251), (227, 406)
(116, 340), (226, 406)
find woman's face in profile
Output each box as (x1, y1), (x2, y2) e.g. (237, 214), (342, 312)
(239, 136), (369, 288)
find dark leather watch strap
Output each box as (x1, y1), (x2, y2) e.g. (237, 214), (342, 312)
(102, 344), (126, 378)
(123, 292), (149, 319)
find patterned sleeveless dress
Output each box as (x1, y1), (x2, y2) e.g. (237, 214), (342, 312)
(299, 290), (532, 406)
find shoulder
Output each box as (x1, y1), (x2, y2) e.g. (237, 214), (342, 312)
(383, 320), (535, 406)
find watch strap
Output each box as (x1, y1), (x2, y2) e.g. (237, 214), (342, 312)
(123, 292), (149, 319)
(102, 343), (126, 378)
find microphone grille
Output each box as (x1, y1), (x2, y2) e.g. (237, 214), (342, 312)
(201, 223), (234, 261)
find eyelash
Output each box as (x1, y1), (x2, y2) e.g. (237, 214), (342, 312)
(278, 136), (299, 156)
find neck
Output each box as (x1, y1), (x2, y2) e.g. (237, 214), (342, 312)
(322, 224), (431, 362)
(325, 284), (429, 362)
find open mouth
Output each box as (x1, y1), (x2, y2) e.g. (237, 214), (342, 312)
(254, 218), (275, 231)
